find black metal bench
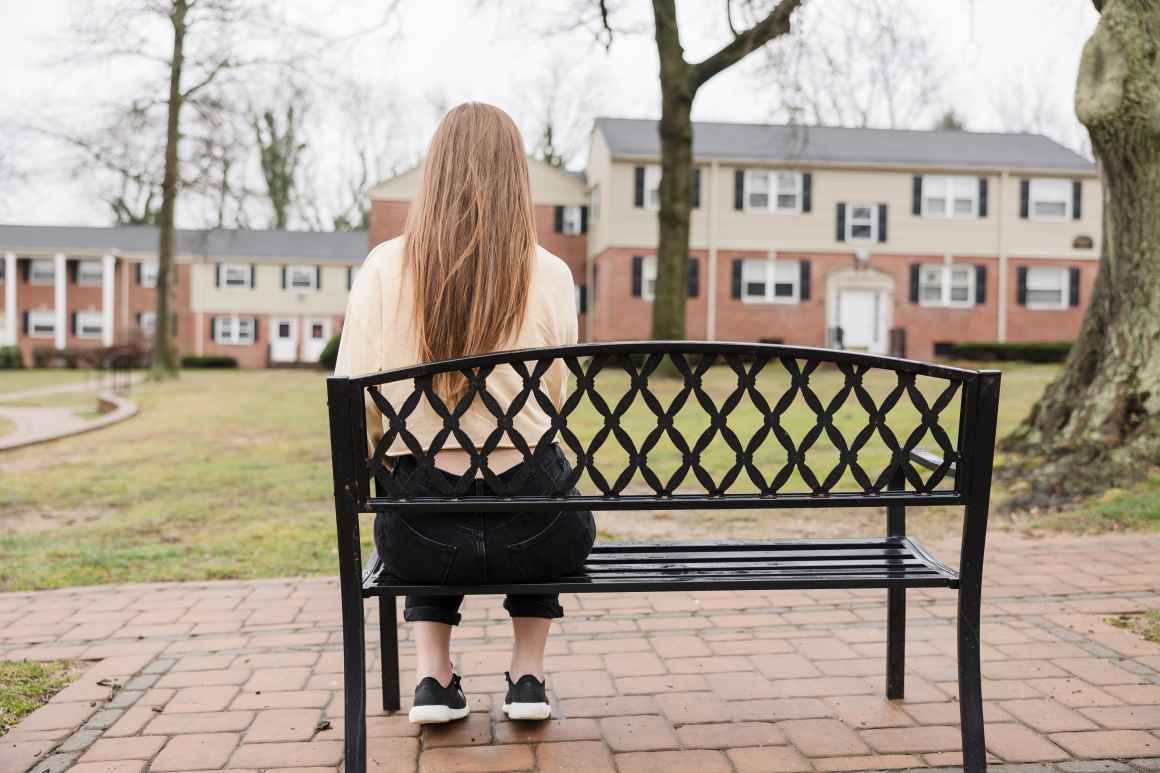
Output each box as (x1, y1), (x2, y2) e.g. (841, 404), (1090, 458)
(327, 342), (1001, 773)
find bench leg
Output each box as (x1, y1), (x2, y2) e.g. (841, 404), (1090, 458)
(958, 583), (987, 772)
(886, 587), (905, 699)
(340, 593), (367, 773)
(379, 595), (401, 712)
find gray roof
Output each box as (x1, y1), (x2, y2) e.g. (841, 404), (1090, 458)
(595, 117), (1096, 173)
(0, 224), (369, 261)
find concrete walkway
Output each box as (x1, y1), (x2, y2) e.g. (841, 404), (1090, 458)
(1, 533), (1158, 773)
(0, 374), (141, 451)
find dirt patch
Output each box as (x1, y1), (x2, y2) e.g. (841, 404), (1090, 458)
(0, 505), (118, 534)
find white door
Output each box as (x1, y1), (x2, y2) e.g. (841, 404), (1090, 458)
(270, 318), (298, 363)
(302, 317), (331, 362)
(837, 290), (884, 353)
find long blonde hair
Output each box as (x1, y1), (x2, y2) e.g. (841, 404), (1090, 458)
(403, 103), (537, 405)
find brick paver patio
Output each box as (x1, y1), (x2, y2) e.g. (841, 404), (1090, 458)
(2, 533), (1158, 773)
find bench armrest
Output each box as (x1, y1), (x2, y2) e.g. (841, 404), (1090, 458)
(908, 448), (956, 472)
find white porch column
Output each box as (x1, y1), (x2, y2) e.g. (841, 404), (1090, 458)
(54, 253), (67, 349)
(102, 254), (116, 346)
(3, 253), (15, 346)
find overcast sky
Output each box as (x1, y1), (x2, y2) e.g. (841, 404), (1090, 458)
(0, 0), (1098, 227)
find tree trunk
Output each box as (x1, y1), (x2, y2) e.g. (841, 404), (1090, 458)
(1002, 0), (1160, 506)
(152, 0), (186, 377)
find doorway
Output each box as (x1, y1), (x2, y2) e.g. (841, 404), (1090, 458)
(302, 317), (331, 362)
(270, 317), (298, 363)
(826, 267), (894, 355)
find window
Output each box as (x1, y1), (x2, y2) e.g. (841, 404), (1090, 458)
(847, 203), (877, 242)
(561, 205), (583, 236)
(221, 263), (252, 289)
(1029, 179), (1071, 220)
(1025, 266), (1068, 309)
(311, 322), (324, 339)
(139, 311), (156, 335)
(741, 259), (799, 303)
(643, 165), (661, 210)
(28, 310), (55, 338)
(918, 264), (975, 308)
(76, 311), (103, 338)
(745, 170), (802, 213)
(641, 255), (658, 301)
(286, 265), (317, 291)
(140, 261), (158, 288)
(214, 315), (255, 345)
(77, 259), (103, 285)
(29, 259), (55, 285)
(590, 185), (601, 221)
(923, 176), (977, 218)
(277, 321), (292, 338)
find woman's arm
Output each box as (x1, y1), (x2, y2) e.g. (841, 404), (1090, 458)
(334, 253), (385, 454)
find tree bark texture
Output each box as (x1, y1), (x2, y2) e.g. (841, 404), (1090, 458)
(1003, 0), (1160, 505)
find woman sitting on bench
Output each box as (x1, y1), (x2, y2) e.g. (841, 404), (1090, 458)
(334, 102), (596, 725)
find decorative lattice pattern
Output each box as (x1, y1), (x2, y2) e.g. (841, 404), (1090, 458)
(361, 346), (967, 503)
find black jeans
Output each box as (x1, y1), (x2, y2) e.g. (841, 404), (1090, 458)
(373, 443), (596, 626)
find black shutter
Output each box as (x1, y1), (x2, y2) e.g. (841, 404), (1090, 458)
(67, 260), (77, 284)
(135, 312), (142, 327)
(690, 168), (701, 209)
(799, 259), (811, 301)
(315, 266), (321, 290)
(580, 206), (588, 233)
(135, 263), (142, 285)
(877, 204), (888, 243)
(734, 169), (744, 210)
(210, 317), (217, 341)
(631, 255), (643, 297)
(1019, 179), (1030, 218)
(252, 317), (260, 342)
(19, 259), (29, 282)
(909, 264), (921, 304)
(214, 263), (221, 288)
(554, 205), (564, 232)
(578, 285), (588, 314)
(70, 312), (77, 336)
(731, 259), (742, 299)
(281, 266), (287, 290)
(347, 267), (353, 290)
(802, 173), (812, 213)
(592, 265), (598, 304)
(633, 166), (645, 208)
(1072, 180), (1082, 220)
(978, 178), (988, 217)
(1016, 267), (1028, 305)
(1069, 267), (1081, 306)
(249, 265), (256, 288)
(975, 265), (987, 305)
(687, 257), (699, 298)
(836, 203), (846, 242)
(912, 176), (923, 215)
(22, 311), (29, 334)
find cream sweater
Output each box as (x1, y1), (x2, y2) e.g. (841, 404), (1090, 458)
(334, 237), (578, 462)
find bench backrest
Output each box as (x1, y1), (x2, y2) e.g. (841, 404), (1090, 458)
(327, 342), (1001, 518)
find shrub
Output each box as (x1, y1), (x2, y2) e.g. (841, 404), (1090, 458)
(945, 341), (1072, 363)
(0, 346), (22, 369)
(318, 333), (341, 371)
(180, 355), (238, 368)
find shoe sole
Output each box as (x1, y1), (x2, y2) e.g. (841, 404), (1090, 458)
(408, 704), (470, 724)
(503, 701), (551, 720)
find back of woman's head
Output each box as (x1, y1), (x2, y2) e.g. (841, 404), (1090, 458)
(404, 102), (537, 405)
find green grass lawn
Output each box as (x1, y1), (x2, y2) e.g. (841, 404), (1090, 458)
(0, 369), (94, 395)
(0, 361), (1146, 591)
(0, 660), (77, 735)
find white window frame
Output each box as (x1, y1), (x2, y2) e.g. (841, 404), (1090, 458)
(744, 170), (802, 214)
(641, 255), (658, 301)
(919, 264), (975, 309)
(741, 258), (800, 304)
(28, 310), (55, 338)
(29, 259), (55, 285)
(922, 176), (978, 219)
(643, 165), (661, 211)
(76, 310), (103, 339)
(76, 259), (104, 286)
(286, 265), (318, 291)
(214, 314), (255, 345)
(140, 261), (158, 288)
(846, 202), (878, 243)
(1025, 266), (1069, 310)
(561, 205), (583, 236)
(221, 263), (253, 289)
(1029, 179), (1071, 221)
(139, 311), (157, 335)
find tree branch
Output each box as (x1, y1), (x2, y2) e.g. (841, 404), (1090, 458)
(692, 0), (803, 89)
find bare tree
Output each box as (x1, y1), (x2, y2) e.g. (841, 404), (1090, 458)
(758, 0), (943, 129)
(253, 102), (307, 229)
(523, 59), (602, 169)
(1002, 0), (1160, 506)
(935, 110), (967, 131)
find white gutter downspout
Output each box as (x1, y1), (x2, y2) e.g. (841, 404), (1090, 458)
(706, 160), (719, 340)
(996, 170), (1009, 342)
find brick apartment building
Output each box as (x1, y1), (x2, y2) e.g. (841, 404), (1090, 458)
(0, 225), (365, 368)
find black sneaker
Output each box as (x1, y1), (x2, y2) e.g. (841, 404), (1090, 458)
(502, 671), (551, 720)
(408, 673), (469, 724)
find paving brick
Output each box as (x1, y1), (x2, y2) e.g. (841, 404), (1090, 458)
(243, 666), (312, 692)
(1026, 678), (1123, 708)
(599, 714), (679, 752)
(676, 721), (784, 749)
(229, 741), (344, 767)
(1050, 730), (1160, 758)
(367, 736), (420, 773)
(778, 717), (870, 756)
(730, 697), (832, 722)
(813, 753), (922, 771)
(749, 653), (822, 679)
(418, 744), (534, 772)
(650, 636), (712, 658)
(616, 749), (732, 773)
(824, 695), (914, 729)
(1079, 705), (1160, 729)
(66, 762), (147, 773)
(655, 691), (733, 724)
(150, 732), (240, 771)
(535, 740), (615, 772)
(1001, 698), (1100, 732)
(602, 652), (667, 677)
(859, 724), (963, 753)
(616, 674), (708, 695)
(17, 701), (98, 731)
(243, 708), (321, 742)
(984, 722), (1070, 762)
(421, 712), (493, 748)
(103, 706), (158, 738)
(1052, 658), (1146, 685)
(144, 710), (255, 735)
(231, 689), (332, 710)
(492, 718), (600, 744)
(727, 745), (813, 772)
(78, 736), (168, 762)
